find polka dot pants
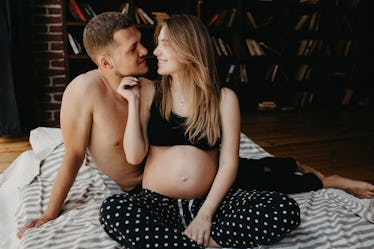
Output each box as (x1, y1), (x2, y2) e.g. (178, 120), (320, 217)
(99, 188), (300, 249)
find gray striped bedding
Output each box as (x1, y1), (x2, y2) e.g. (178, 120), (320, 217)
(15, 131), (374, 249)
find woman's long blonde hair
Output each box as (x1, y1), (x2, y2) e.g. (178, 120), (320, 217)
(154, 14), (221, 146)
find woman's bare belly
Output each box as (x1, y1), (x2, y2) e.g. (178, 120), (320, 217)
(142, 145), (218, 199)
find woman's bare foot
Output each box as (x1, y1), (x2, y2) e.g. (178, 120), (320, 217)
(323, 175), (374, 199)
(296, 162), (325, 180)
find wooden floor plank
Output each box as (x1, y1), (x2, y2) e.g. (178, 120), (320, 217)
(0, 136), (31, 173)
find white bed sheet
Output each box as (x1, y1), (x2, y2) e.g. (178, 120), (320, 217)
(1, 127), (373, 249)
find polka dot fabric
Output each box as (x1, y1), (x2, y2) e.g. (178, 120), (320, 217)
(100, 188), (300, 248)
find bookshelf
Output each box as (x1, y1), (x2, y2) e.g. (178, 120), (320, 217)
(62, 0), (373, 112)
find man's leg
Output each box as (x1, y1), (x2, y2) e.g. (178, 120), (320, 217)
(296, 161), (374, 199)
(234, 157), (323, 193)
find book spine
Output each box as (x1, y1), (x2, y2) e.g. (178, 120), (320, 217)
(69, 0), (87, 22)
(68, 33), (80, 54)
(227, 8), (237, 27)
(137, 8), (154, 25)
(85, 3), (96, 19)
(225, 64), (236, 83)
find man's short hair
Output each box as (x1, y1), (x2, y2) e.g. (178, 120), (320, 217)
(83, 12), (133, 64)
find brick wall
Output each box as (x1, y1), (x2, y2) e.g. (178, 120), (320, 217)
(31, 0), (66, 127)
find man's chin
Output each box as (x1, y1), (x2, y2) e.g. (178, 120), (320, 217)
(137, 66), (149, 76)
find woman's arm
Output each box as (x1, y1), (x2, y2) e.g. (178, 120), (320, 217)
(118, 77), (155, 164)
(184, 88), (241, 246)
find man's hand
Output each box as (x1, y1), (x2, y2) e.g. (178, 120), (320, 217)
(17, 216), (52, 239)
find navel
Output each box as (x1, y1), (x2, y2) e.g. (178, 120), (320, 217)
(180, 176), (188, 182)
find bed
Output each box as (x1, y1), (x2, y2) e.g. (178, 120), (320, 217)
(1, 127), (373, 249)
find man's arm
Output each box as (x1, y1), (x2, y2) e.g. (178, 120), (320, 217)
(17, 77), (93, 238)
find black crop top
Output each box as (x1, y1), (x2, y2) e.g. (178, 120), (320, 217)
(147, 102), (220, 151)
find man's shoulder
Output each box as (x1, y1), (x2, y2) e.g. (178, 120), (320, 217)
(66, 70), (102, 91)
(63, 70), (103, 100)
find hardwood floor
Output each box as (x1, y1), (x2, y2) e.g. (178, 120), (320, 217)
(241, 108), (374, 183)
(0, 136), (31, 174)
(1, 108), (374, 183)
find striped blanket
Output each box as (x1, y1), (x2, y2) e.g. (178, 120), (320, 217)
(8, 128), (374, 248)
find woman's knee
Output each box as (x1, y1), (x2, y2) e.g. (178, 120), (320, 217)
(268, 192), (301, 231)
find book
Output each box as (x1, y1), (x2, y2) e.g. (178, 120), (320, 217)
(68, 0), (87, 22)
(299, 91), (309, 108)
(225, 42), (233, 56)
(226, 8), (237, 27)
(308, 12), (318, 31)
(225, 64), (236, 83)
(135, 8), (148, 24)
(68, 33), (80, 54)
(137, 7), (155, 25)
(216, 9), (228, 26)
(217, 38), (228, 56)
(208, 13), (220, 26)
(246, 39), (264, 56)
(211, 36), (222, 56)
(239, 64), (248, 83)
(295, 64), (310, 81)
(267, 64), (279, 82)
(152, 12), (170, 23)
(297, 40), (309, 55)
(245, 11), (258, 29)
(245, 39), (257, 56)
(120, 3), (130, 15)
(258, 42), (281, 56)
(344, 40), (352, 56)
(79, 2), (96, 20)
(294, 15), (309, 31)
(257, 101), (277, 111)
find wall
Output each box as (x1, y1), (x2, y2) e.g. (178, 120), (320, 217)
(31, 0), (66, 127)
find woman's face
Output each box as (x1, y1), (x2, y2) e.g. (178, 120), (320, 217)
(153, 27), (183, 77)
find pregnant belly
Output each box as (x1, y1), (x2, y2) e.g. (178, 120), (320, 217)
(142, 146), (218, 199)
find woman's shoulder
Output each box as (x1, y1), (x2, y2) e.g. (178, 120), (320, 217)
(139, 77), (156, 90)
(220, 87), (238, 102)
(139, 77), (156, 106)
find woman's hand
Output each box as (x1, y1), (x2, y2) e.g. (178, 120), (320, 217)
(184, 212), (212, 247)
(117, 76), (139, 102)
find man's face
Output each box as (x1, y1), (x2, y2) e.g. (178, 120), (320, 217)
(110, 26), (149, 77)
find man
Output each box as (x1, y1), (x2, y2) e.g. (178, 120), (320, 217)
(17, 12), (149, 238)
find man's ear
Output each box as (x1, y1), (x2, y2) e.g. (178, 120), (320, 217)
(98, 55), (113, 70)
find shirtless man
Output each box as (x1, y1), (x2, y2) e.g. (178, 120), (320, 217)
(17, 12), (148, 238)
